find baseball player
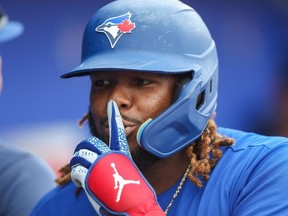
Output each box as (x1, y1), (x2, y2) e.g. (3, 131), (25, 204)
(30, 0), (288, 215)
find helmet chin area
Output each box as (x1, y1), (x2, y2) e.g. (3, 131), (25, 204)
(137, 68), (217, 158)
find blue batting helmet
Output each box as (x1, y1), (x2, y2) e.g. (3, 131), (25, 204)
(62, 0), (218, 158)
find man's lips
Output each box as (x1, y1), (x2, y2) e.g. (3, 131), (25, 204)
(104, 120), (138, 138)
(124, 125), (137, 137)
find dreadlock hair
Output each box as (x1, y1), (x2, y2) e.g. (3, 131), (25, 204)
(55, 115), (234, 190)
(186, 117), (234, 187)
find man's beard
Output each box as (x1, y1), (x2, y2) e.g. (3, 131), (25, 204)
(87, 110), (160, 170)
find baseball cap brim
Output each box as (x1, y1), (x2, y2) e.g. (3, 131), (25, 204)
(61, 49), (196, 78)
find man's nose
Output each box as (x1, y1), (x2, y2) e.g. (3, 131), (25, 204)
(108, 84), (132, 110)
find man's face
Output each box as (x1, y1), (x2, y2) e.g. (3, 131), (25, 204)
(88, 70), (180, 169)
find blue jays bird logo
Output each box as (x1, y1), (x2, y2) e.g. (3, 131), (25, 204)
(95, 12), (136, 48)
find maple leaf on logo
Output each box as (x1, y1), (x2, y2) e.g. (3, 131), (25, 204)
(118, 19), (135, 33)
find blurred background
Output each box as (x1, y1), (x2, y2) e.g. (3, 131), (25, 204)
(0, 0), (287, 175)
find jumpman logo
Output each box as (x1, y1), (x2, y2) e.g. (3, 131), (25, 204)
(111, 163), (140, 202)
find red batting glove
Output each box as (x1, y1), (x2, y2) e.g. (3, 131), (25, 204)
(71, 100), (165, 216)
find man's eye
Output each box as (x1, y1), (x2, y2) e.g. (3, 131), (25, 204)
(134, 79), (151, 85)
(93, 80), (109, 87)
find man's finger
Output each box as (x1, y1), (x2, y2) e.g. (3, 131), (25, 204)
(71, 165), (88, 188)
(73, 149), (98, 164)
(107, 100), (130, 156)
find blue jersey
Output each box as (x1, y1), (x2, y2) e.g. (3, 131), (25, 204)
(30, 128), (288, 215)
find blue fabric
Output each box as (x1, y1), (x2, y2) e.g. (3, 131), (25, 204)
(0, 140), (56, 216)
(30, 128), (288, 215)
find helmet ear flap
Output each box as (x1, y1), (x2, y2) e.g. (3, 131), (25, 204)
(137, 65), (218, 158)
(137, 77), (209, 158)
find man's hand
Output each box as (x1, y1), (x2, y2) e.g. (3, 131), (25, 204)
(70, 100), (165, 216)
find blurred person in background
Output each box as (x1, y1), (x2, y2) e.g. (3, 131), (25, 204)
(0, 5), (56, 216)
